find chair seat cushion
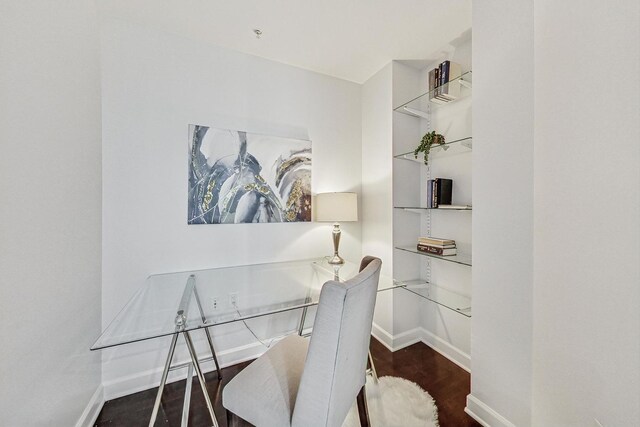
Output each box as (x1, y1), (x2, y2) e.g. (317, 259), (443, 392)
(223, 334), (310, 427)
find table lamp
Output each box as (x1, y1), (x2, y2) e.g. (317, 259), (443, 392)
(315, 192), (358, 264)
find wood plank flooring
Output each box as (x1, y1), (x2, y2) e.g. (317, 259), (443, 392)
(95, 338), (480, 427)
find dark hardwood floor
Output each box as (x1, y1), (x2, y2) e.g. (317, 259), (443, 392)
(96, 338), (480, 427)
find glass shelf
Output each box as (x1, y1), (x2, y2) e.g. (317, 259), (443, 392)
(393, 70), (472, 117)
(395, 245), (472, 267)
(393, 137), (472, 162)
(394, 206), (472, 212)
(393, 279), (471, 317)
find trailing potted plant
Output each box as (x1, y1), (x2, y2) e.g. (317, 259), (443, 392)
(413, 131), (445, 165)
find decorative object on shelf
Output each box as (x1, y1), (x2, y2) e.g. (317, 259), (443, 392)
(414, 131), (445, 165)
(396, 245), (472, 266)
(417, 237), (457, 256)
(394, 137), (472, 162)
(315, 192), (358, 264)
(427, 178), (453, 208)
(187, 125), (312, 224)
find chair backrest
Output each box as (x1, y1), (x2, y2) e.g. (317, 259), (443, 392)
(291, 256), (382, 427)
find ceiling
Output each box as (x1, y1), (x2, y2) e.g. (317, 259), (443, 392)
(98, 0), (472, 83)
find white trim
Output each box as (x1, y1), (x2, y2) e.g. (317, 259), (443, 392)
(371, 322), (470, 372)
(465, 394), (516, 427)
(371, 322), (423, 351)
(419, 328), (470, 372)
(392, 327), (424, 350)
(75, 385), (104, 427)
(103, 339), (272, 400)
(371, 322), (395, 350)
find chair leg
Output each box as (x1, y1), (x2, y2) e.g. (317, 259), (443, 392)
(226, 409), (233, 427)
(367, 350), (379, 384)
(356, 385), (370, 427)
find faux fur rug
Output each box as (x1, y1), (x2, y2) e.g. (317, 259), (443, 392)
(343, 376), (439, 427)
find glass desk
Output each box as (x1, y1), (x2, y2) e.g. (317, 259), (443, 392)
(92, 258), (395, 427)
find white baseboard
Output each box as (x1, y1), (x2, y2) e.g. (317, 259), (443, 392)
(75, 385), (104, 427)
(419, 328), (470, 372)
(103, 339), (271, 400)
(465, 394), (516, 427)
(372, 323), (470, 372)
(371, 323), (422, 351)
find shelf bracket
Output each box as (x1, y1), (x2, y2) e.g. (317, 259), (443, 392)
(459, 78), (472, 89)
(402, 106), (430, 119)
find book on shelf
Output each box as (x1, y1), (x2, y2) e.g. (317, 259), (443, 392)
(418, 237), (456, 246)
(436, 62), (450, 101)
(426, 178), (453, 208)
(439, 61), (462, 101)
(430, 66), (443, 103)
(418, 242), (456, 249)
(417, 244), (457, 256)
(429, 68), (437, 100)
(428, 60), (463, 103)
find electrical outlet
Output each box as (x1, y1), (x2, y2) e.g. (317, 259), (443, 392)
(229, 292), (238, 308)
(211, 297), (219, 310)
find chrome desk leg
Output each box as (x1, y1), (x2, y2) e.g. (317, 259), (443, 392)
(367, 351), (379, 383)
(203, 328), (222, 380)
(184, 331), (219, 427)
(193, 285), (223, 380)
(297, 296), (312, 336)
(149, 333), (179, 427)
(181, 362), (194, 427)
(297, 306), (308, 335)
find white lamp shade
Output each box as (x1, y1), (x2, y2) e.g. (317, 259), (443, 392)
(315, 192), (358, 222)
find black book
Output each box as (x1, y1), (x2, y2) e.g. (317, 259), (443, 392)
(433, 178), (438, 207)
(428, 68), (437, 94)
(435, 62), (449, 101)
(441, 60), (450, 86)
(430, 178), (452, 207)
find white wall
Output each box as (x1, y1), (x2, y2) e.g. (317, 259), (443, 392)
(532, 0), (640, 425)
(0, 1), (103, 426)
(470, 0), (535, 425)
(361, 63), (394, 276)
(100, 18), (362, 396)
(361, 63), (396, 340)
(470, 1), (640, 426)
(361, 62), (422, 346)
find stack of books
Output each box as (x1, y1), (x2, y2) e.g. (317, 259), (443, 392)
(426, 178), (453, 208)
(417, 237), (457, 256)
(428, 60), (462, 103)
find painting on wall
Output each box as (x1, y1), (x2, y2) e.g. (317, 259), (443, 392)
(188, 125), (312, 224)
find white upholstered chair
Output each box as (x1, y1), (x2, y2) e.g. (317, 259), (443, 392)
(223, 256), (382, 427)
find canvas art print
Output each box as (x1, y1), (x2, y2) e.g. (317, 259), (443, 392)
(188, 125), (312, 224)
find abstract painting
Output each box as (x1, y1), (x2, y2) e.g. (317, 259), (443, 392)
(188, 125), (312, 224)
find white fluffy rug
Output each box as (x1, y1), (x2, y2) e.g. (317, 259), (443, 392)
(343, 376), (439, 427)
